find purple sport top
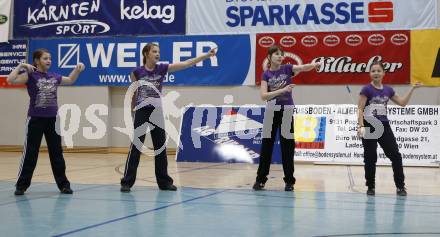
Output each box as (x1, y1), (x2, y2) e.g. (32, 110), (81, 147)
(26, 71), (62, 117)
(132, 63), (169, 109)
(360, 83), (396, 122)
(262, 64), (295, 106)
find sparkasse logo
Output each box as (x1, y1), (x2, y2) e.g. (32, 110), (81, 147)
(226, 1), (395, 27)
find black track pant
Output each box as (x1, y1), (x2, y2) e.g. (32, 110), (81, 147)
(362, 120), (405, 189)
(16, 117), (70, 190)
(256, 108), (295, 184)
(121, 107), (173, 188)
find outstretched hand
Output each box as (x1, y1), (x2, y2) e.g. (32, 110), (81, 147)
(314, 61), (323, 71)
(207, 47), (217, 57)
(20, 63), (36, 72)
(412, 82), (422, 88)
(284, 84), (296, 93)
(75, 63), (85, 72)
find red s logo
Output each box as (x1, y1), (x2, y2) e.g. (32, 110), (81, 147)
(368, 2), (394, 23)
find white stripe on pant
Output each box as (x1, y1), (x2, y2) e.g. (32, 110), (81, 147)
(17, 117), (30, 179)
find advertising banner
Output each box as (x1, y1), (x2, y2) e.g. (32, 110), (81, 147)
(0, 40), (28, 88)
(14, 0), (186, 38)
(188, 0), (437, 35)
(177, 105), (440, 167)
(255, 31), (410, 85)
(411, 30), (440, 86)
(29, 35), (252, 86)
(0, 0), (12, 42)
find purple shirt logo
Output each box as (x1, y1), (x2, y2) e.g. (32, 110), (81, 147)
(360, 84), (395, 122)
(27, 71), (61, 117)
(262, 64), (294, 106)
(133, 64), (168, 108)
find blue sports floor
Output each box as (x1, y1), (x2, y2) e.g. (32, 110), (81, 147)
(1, 152), (439, 237)
(1, 181), (440, 237)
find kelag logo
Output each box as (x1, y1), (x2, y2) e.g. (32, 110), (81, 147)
(226, 1), (393, 27)
(120, 0), (175, 24)
(14, 0), (186, 38)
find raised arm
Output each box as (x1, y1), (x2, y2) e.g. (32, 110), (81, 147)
(168, 48), (217, 73)
(390, 83), (422, 107)
(61, 63), (85, 85)
(292, 61), (322, 75)
(7, 63), (35, 85)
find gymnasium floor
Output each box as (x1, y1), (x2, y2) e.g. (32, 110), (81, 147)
(0, 152), (439, 237)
